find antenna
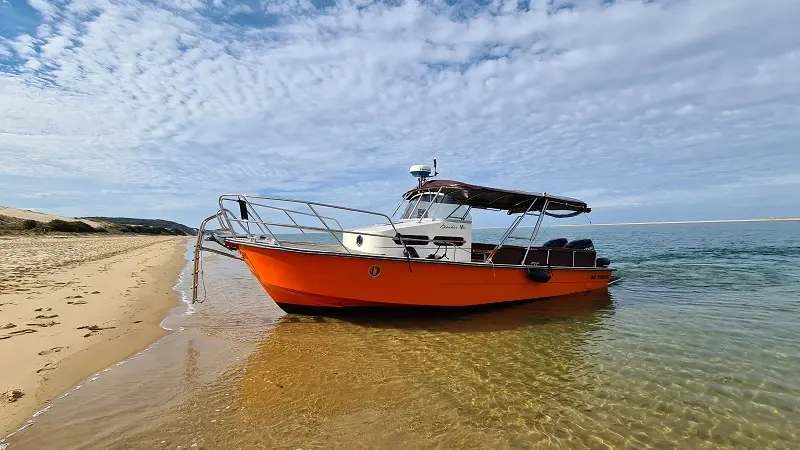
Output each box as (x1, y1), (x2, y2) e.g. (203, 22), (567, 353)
(428, 115), (449, 162)
(409, 117), (446, 187)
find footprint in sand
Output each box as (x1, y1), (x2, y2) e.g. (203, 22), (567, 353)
(91, 291), (100, 294)
(35, 314), (59, 319)
(34, 307), (53, 312)
(78, 324), (116, 338)
(26, 321), (60, 328)
(2, 323), (16, 330)
(65, 295), (84, 299)
(2, 389), (24, 403)
(38, 346), (66, 356)
(78, 325), (116, 331)
(67, 300), (87, 305)
(0, 328), (37, 339)
(36, 362), (56, 374)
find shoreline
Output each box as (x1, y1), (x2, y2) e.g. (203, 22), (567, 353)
(0, 235), (190, 436)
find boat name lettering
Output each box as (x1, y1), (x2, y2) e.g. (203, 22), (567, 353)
(439, 224), (465, 230)
(591, 274), (610, 280)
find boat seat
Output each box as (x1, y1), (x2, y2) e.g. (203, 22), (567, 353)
(565, 238), (594, 250)
(531, 248), (596, 267)
(471, 242), (596, 267)
(542, 238), (568, 248)
(470, 244), (536, 265)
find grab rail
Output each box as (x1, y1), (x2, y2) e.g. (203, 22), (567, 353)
(215, 194), (413, 257)
(192, 211), (243, 303)
(243, 200), (345, 232)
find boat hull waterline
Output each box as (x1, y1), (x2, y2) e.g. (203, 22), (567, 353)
(236, 243), (614, 309)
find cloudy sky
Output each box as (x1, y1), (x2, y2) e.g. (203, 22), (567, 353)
(1, 0), (799, 227)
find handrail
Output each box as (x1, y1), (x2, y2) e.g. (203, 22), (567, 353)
(216, 194), (413, 258)
(307, 203), (351, 254)
(284, 210), (306, 235)
(220, 194), (394, 219)
(218, 207), (242, 237)
(213, 193), (573, 267)
(244, 201), (273, 239)
(215, 213), (227, 230)
(222, 218), (396, 243)
(192, 212), (221, 304)
(244, 200), (345, 231)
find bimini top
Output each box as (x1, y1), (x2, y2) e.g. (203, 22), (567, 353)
(403, 179), (591, 215)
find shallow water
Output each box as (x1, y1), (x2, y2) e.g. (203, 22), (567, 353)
(3, 222), (800, 449)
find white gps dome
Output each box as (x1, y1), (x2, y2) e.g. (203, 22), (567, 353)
(409, 164), (432, 178)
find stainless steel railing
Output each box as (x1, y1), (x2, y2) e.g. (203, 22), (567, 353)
(213, 194), (414, 257)
(191, 196), (417, 303)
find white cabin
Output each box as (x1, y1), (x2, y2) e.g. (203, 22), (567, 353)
(342, 169), (474, 262)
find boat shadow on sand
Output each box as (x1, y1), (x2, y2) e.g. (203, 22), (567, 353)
(276, 289), (616, 333)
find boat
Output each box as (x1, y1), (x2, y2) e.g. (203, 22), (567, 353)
(192, 161), (615, 314)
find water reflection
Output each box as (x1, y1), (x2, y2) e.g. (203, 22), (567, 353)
(319, 289), (616, 332)
(145, 290), (618, 449)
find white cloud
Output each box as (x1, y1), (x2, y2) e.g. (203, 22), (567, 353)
(0, 0), (799, 226)
(25, 0), (59, 19)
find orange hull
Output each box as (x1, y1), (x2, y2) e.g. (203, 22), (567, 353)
(236, 244), (613, 311)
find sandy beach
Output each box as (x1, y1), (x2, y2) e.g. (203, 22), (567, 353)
(0, 235), (188, 436)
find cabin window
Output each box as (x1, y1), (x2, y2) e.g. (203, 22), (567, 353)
(399, 193), (472, 221)
(400, 194), (433, 219)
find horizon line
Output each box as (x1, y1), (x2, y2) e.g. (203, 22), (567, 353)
(474, 217), (800, 229)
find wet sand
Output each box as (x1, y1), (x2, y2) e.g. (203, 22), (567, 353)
(0, 235), (188, 435)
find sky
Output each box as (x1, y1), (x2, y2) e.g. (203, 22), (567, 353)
(1, 0), (799, 228)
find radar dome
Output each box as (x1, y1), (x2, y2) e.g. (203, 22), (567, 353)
(410, 164), (432, 178)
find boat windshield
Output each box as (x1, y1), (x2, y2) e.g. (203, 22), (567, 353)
(399, 193), (472, 221)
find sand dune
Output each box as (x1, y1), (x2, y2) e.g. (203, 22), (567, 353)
(0, 206), (105, 228)
(0, 235), (188, 436)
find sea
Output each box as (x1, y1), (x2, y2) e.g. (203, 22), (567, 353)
(2, 221), (799, 449)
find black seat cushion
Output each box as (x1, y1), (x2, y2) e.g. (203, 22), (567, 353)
(565, 239), (593, 250)
(542, 238), (568, 248)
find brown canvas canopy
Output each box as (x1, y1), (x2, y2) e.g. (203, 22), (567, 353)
(403, 179), (590, 214)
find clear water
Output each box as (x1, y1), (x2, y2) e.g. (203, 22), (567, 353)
(3, 222), (800, 449)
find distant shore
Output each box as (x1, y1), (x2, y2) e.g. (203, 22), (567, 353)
(0, 235), (188, 436)
(475, 218), (800, 229)
(0, 206), (194, 236)
(557, 217), (800, 227)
